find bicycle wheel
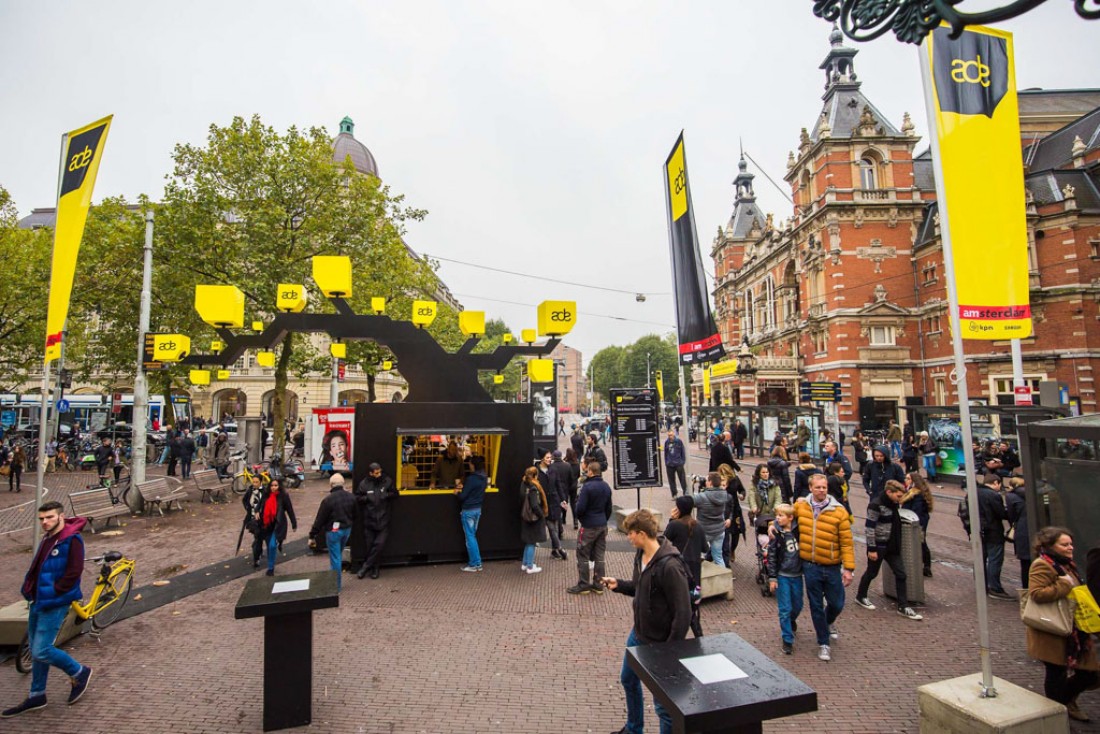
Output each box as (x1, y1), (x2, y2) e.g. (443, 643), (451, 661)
(16, 634), (32, 674)
(232, 473), (249, 495)
(90, 564), (134, 631)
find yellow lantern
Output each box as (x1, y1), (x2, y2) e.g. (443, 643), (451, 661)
(502, 333), (514, 344)
(189, 369), (211, 386)
(493, 374), (504, 385)
(382, 360), (392, 371)
(256, 351), (276, 368)
(537, 300), (577, 337)
(330, 342), (347, 359)
(312, 255), (353, 298)
(152, 334), (190, 362)
(528, 359), (554, 383)
(211, 340), (224, 352)
(371, 297), (386, 315)
(459, 311), (486, 337)
(251, 321), (264, 332)
(277, 283), (307, 313)
(521, 329), (537, 345)
(195, 285), (244, 328)
(411, 300), (437, 328)
(216, 370), (231, 381)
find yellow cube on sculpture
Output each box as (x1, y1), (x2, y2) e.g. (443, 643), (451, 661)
(493, 374), (504, 385)
(382, 360), (392, 371)
(189, 369), (211, 386)
(153, 334), (190, 362)
(211, 340), (224, 352)
(371, 297), (386, 314)
(521, 329), (537, 344)
(195, 285), (244, 328)
(216, 370), (231, 381)
(256, 351), (276, 368)
(251, 321), (264, 332)
(528, 359), (554, 383)
(502, 333), (514, 344)
(412, 300), (437, 328)
(277, 284), (307, 313)
(312, 255), (353, 298)
(459, 311), (486, 336)
(537, 300), (576, 337)
(330, 343), (347, 359)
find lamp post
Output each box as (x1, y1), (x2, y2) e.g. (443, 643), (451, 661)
(646, 352), (651, 389)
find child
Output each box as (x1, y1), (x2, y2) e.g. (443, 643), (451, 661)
(825, 461), (851, 515)
(766, 503), (803, 654)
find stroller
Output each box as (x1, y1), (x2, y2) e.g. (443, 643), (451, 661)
(752, 513), (775, 597)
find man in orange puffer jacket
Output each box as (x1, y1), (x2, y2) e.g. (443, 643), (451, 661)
(793, 473), (855, 663)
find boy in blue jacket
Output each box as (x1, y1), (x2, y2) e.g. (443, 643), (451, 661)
(766, 503), (803, 655)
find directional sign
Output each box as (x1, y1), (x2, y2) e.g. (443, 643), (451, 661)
(800, 381), (842, 403)
(143, 334), (166, 371)
(0, 410), (15, 428)
(610, 388), (662, 489)
(56, 399), (70, 413)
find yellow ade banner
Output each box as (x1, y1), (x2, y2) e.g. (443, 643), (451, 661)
(44, 115), (113, 362)
(927, 26), (1031, 339)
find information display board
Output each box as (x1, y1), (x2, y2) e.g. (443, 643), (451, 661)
(610, 388), (661, 489)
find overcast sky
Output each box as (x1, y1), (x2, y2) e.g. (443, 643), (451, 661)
(2, 1), (1097, 366)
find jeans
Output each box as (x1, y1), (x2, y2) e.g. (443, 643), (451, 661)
(267, 533), (279, 572)
(922, 453), (937, 479)
(326, 528), (351, 591)
(857, 552), (909, 609)
(180, 457), (192, 479)
(735, 444), (744, 460)
(576, 526), (608, 584)
(621, 629), (673, 734)
(547, 519), (562, 551)
(890, 440), (901, 459)
(804, 562), (845, 645)
(707, 533), (725, 569)
(776, 576), (804, 644)
(460, 508), (482, 568)
(522, 544), (537, 568)
(666, 465), (687, 497)
(28, 603), (82, 697)
(158, 445), (170, 464)
(982, 538), (1006, 593)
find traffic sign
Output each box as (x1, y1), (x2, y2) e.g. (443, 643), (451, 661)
(799, 381), (842, 403)
(1014, 385), (1033, 406)
(56, 399), (70, 412)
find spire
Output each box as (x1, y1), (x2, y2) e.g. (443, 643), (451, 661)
(818, 23), (859, 99)
(733, 153), (755, 203)
(339, 116), (355, 135)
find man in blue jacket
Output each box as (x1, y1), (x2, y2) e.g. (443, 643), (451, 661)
(821, 439), (853, 482)
(568, 459), (613, 595)
(4, 502), (93, 718)
(454, 456), (488, 572)
(663, 429), (687, 499)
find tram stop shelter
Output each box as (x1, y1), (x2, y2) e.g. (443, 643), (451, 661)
(1018, 413), (1100, 569)
(694, 405), (825, 457)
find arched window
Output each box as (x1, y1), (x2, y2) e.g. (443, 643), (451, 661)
(859, 157), (877, 190)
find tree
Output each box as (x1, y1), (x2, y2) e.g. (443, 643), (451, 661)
(158, 115), (437, 455)
(477, 318), (521, 400)
(619, 334), (678, 390)
(588, 345), (625, 403)
(0, 186), (52, 390)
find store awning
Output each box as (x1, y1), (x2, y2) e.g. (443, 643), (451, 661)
(395, 427), (510, 436)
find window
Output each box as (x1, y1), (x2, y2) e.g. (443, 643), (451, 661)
(811, 330), (827, 354)
(744, 291), (755, 335)
(397, 432), (504, 492)
(922, 263), (937, 284)
(859, 157), (877, 190)
(869, 325), (895, 346)
(934, 377), (947, 406)
(925, 315), (941, 334)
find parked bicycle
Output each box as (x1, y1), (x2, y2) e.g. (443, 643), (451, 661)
(16, 551), (136, 673)
(229, 444), (272, 495)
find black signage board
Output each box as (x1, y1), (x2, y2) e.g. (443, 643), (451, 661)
(799, 381), (841, 403)
(143, 334), (165, 371)
(610, 388), (661, 489)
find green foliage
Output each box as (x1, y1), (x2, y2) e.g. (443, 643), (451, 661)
(477, 318), (521, 400)
(588, 333), (680, 403)
(0, 186), (52, 389)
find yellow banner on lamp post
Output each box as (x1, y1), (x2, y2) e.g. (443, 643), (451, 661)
(702, 366), (711, 400)
(926, 25), (1031, 339)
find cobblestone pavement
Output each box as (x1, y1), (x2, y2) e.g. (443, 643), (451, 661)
(0, 439), (1095, 733)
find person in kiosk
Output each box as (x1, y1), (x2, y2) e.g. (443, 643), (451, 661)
(431, 441), (464, 488)
(354, 462), (399, 580)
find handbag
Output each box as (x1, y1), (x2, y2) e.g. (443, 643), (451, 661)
(0, 464), (9, 477)
(1070, 585), (1100, 634)
(520, 490), (538, 522)
(1005, 523), (1016, 543)
(1021, 591), (1076, 636)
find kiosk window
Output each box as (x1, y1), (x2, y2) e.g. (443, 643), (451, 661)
(395, 428), (507, 492)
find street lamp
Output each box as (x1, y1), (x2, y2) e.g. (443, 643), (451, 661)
(646, 352), (651, 389)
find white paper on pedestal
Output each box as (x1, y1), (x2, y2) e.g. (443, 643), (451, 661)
(680, 654), (748, 685)
(271, 579), (310, 594)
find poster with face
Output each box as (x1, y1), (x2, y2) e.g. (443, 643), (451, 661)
(532, 381), (557, 438)
(313, 407), (355, 473)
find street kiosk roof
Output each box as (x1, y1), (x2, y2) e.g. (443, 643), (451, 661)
(395, 427), (510, 436)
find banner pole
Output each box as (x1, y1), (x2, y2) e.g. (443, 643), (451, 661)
(919, 39), (996, 698)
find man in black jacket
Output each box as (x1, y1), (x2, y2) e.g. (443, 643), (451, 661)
(732, 419), (748, 460)
(602, 509), (690, 734)
(568, 460), (613, 595)
(709, 431), (738, 472)
(861, 444), (903, 497)
(310, 474), (356, 591)
(547, 450), (573, 557)
(570, 427), (585, 458)
(978, 474), (1012, 599)
(584, 432), (608, 473)
(354, 462), (399, 579)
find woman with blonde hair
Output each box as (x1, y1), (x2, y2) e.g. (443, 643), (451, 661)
(519, 466), (548, 574)
(902, 471), (934, 577)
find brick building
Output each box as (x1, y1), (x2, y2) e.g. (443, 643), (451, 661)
(697, 28), (1100, 432)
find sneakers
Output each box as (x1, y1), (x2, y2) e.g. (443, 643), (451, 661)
(829, 624), (839, 640)
(68, 666), (93, 705)
(2, 695), (47, 718)
(855, 597), (876, 610)
(460, 565), (483, 573)
(567, 583), (592, 595)
(558, 549), (568, 561)
(898, 607), (924, 621)
(525, 565), (543, 574)
(1067, 700), (1090, 722)
(987, 589), (1015, 600)
(818, 644), (831, 662)
(265, 569), (274, 577)
(588, 583), (605, 595)
(782, 641), (793, 655)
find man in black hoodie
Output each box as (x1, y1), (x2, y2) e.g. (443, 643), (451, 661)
(861, 444), (904, 497)
(354, 462), (399, 579)
(602, 509), (690, 734)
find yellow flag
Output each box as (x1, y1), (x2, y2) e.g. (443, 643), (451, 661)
(926, 27), (1031, 339)
(44, 115), (113, 362)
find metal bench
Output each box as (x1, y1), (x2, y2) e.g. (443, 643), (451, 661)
(192, 468), (229, 503)
(69, 487), (130, 533)
(136, 477), (190, 516)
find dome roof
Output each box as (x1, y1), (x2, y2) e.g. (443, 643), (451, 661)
(332, 116), (378, 178)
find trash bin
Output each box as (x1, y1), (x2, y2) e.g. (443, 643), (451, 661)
(883, 508), (925, 604)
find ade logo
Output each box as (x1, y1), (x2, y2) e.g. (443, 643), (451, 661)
(280, 290), (299, 300)
(416, 306), (435, 316)
(156, 340), (179, 351)
(68, 145), (93, 172)
(933, 27), (1007, 118)
(550, 308), (573, 322)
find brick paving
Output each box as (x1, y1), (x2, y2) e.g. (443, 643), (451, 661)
(0, 440), (1095, 733)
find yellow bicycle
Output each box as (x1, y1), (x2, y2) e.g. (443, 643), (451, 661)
(16, 551), (136, 673)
